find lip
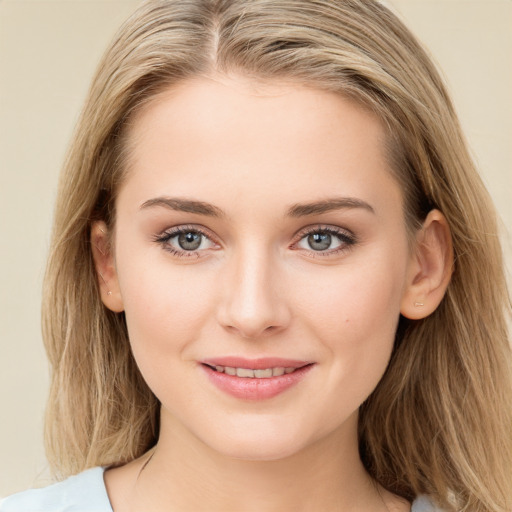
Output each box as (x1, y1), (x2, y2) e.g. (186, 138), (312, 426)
(200, 357), (315, 401)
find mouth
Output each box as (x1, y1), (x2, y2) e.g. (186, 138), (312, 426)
(203, 364), (305, 378)
(200, 358), (315, 400)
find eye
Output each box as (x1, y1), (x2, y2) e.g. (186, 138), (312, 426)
(154, 226), (217, 256)
(294, 227), (356, 254)
(176, 231), (205, 251)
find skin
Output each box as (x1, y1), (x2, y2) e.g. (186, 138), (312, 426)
(92, 75), (452, 512)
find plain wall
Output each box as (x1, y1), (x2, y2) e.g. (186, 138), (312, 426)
(0, 0), (510, 497)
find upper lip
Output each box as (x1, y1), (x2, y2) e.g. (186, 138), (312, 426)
(201, 357), (312, 370)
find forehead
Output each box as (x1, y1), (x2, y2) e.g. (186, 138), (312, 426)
(119, 75), (401, 215)
(126, 74), (386, 153)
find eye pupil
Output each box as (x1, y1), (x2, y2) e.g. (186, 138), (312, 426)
(308, 232), (331, 251)
(178, 232), (202, 250)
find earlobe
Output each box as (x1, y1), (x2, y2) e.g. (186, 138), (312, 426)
(91, 221), (124, 313)
(400, 210), (453, 320)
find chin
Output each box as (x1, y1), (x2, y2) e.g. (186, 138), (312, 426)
(193, 416), (324, 463)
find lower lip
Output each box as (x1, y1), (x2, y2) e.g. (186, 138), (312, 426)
(201, 364), (314, 400)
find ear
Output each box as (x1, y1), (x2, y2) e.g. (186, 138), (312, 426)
(400, 209), (453, 320)
(91, 221), (124, 313)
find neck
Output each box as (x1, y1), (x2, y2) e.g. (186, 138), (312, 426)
(123, 410), (392, 512)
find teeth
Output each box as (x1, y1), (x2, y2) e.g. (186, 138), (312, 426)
(236, 368), (255, 378)
(254, 368), (272, 378)
(212, 365), (298, 378)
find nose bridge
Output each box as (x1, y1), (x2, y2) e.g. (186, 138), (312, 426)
(217, 241), (289, 339)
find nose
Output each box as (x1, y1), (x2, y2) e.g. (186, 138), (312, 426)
(216, 247), (291, 339)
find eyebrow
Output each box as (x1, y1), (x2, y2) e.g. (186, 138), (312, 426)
(140, 197), (224, 217)
(286, 197), (375, 217)
(139, 196), (375, 218)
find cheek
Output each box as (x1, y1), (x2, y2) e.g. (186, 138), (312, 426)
(293, 272), (403, 437)
(300, 260), (404, 334)
(114, 246), (216, 371)
(295, 251), (407, 387)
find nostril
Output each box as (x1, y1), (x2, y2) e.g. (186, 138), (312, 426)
(215, 274), (292, 339)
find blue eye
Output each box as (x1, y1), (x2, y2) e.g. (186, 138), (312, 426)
(177, 231), (203, 250)
(296, 228), (355, 253)
(155, 227), (216, 256)
(306, 232), (336, 251)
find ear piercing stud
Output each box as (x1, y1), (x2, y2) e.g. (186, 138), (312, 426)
(414, 301), (424, 307)
(98, 272), (112, 296)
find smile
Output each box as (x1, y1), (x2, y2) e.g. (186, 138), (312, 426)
(207, 365), (298, 378)
(200, 358), (314, 400)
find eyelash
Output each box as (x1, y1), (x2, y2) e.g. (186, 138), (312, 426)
(153, 225), (217, 259)
(291, 226), (357, 257)
(153, 225), (357, 259)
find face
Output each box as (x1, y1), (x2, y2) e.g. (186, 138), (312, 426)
(103, 76), (417, 461)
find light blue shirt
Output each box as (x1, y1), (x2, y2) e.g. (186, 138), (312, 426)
(0, 466), (441, 511)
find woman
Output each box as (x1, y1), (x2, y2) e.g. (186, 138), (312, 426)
(2, 1), (510, 511)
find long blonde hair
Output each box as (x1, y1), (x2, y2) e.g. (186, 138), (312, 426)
(42, 1), (512, 510)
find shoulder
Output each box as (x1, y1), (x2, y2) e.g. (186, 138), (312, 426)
(411, 495), (444, 512)
(0, 467), (112, 512)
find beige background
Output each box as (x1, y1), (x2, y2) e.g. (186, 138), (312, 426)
(0, 0), (510, 498)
